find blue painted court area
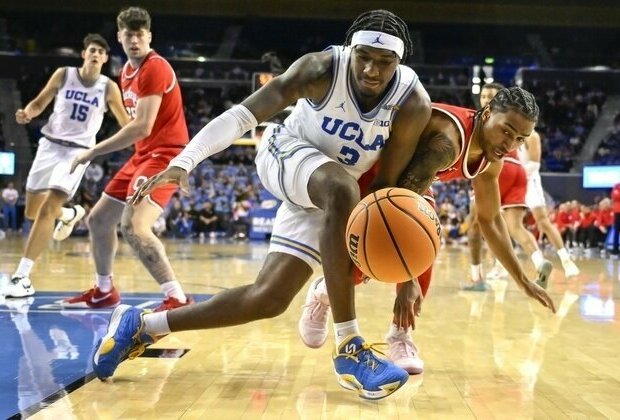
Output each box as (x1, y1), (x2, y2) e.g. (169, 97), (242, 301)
(0, 291), (213, 419)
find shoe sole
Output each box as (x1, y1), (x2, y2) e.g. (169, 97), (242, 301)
(60, 300), (120, 309)
(53, 207), (86, 241)
(92, 304), (132, 379)
(462, 283), (488, 292)
(536, 261), (553, 289)
(335, 371), (408, 400)
(298, 330), (327, 349)
(5, 288), (35, 298)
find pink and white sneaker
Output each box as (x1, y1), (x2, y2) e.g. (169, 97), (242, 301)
(386, 327), (424, 375)
(298, 276), (331, 348)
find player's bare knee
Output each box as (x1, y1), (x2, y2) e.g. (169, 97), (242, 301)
(325, 177), (359, 213)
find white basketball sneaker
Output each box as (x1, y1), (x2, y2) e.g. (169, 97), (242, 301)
(298, 276), (331, 348)
(562, 259), (580, 278)
(386, 327), (424, 375)
(4, 275), (35, 298)
(486, 260), (509, 280)
(53, 205), (86, 241)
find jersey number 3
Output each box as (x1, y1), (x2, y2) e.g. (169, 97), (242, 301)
(338, 146), (360, 165)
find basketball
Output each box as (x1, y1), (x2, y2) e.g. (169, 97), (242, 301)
(345, 188), (441, 283)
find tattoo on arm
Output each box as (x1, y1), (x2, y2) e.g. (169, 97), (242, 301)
(397, 132), (456, 194)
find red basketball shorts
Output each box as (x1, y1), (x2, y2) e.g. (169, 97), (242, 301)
(498, 160), (527, 209)
(104, 150), (180, 209)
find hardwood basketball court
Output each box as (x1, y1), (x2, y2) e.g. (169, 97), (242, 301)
(1, 235), (618, 419)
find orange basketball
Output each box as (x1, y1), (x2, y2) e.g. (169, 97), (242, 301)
(345, 187), (441, 283)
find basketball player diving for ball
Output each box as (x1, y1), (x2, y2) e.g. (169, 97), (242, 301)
(298, 87), (557, 375)
(92, 9), (433, 400)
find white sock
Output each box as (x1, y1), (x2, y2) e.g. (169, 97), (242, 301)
(531, 250), (544, 270)
(334, 319), (360, 345)
(12, 315), (32, 332)
(59, 207), (77, 222)
(470, 264), (483, 282)
(96, 274), (113, 293)
(160, 280), (187, 303)
(15, 257), (34, 278)
(143, 311), (171, 336)
(557, 248), (570, 262)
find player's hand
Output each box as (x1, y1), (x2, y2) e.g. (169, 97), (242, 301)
(522, 281), (556, 313)
(129, 166), (190, 206)
(70, 149), (94, 174)
(393, 278), (423, 330)
(15, 109), (31, 124)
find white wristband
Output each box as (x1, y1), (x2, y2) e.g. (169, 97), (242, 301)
(169, 104), (258, 173)
(524, 161), (540, 177)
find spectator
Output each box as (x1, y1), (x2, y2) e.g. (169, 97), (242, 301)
(611, 181), (620, 257)
(172, 211), (193, 239)
(2, 181), (19, 231)
(195, 201), (218, 238)
(590, 198), (613, 252)
(231, 193), (252, 240)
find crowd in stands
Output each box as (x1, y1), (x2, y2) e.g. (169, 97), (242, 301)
(2, 12), (619, 247)
(524, 80), (606, 172)
(594, 113), (620, 165)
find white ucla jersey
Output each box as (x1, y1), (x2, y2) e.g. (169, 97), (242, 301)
(282, 46), (419, 179)
(41, 67), (109, 147)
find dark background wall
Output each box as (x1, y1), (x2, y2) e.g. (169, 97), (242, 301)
(2, 0), (620, 27)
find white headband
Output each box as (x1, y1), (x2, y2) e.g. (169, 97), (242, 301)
(350, 30), (404, 59)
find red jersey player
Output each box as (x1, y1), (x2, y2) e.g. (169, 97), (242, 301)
(298, 88), (556, 375)
(64, 7), (192, 311)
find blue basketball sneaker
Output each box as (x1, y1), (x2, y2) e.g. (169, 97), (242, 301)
(92, 304), (156, 380)
(333, 335), (408, 400)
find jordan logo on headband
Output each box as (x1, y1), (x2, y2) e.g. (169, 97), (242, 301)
(351, 30), (404, 59)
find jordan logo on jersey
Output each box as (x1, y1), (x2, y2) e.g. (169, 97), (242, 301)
(321, 116), (386, 152)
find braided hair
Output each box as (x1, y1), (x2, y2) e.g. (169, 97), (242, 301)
(344, 10), (413, 61)
(488, 86), (539, 122)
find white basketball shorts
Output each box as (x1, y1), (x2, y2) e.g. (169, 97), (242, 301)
(26, 137), (89, 199)
(525, 172), (546, 209)
(256, 124), (334, 270)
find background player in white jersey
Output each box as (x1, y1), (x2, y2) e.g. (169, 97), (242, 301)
(517, 121), (580, 277)
(93, 10), (432, 400)
(5, 34), (129, 298)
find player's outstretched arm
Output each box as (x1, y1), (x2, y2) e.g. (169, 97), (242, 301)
(70, 94), (163, 172)
(15, 67), (65, 124)
(473, 163), (556, 313)
(168, 51), (334, 175)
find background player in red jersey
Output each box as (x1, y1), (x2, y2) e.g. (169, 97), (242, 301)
(465, 83), (578, 290)
(63, 7), (192, 311)
(611, 181), (620, 258)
